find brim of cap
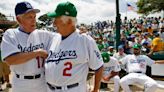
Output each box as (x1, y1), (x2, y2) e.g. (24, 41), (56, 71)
(25, 9), (40, 14)
(118, 47), (123, 49)
(47, 12), (60, 18)
(133, 47), (140, 49)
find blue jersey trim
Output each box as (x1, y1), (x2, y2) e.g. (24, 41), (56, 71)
(18, 27), (31, 34)
(4, 52), (20, 60)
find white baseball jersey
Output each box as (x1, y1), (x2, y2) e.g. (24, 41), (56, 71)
(1, 28), (60, 92)
(113, 52), (126, 61)
(120, 54), (155, 73)
(1, 28), (57, 74)
(103, 57), (120, 77)
(45, 29), (104, 86)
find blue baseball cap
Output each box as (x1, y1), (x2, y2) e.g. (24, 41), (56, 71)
(118, 45), (124, 49)
(142, 41), (148, 45)
(15, 1), (40, 16)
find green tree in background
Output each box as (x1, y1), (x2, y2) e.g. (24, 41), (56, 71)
(137, 0), (164, 15)
(0, 12), (7, 20)
(38, 14), (52, 28)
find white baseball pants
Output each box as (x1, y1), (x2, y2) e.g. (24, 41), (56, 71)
(113, 75), (120, 92)
(12, 74), (47, 92)
(120, 73), (157, 92)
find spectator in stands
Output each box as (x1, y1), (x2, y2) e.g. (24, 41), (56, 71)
(152, 20), (158, 32)
(108, 46), (115, 56)
(128, 34), (137, 54)
(108, 30), (115, 46)
(141, 32), (152, 47)
(147, 25), (153, 35)
(160, 26), (164, 41)
(141, 41), (150, 54)
(79, 25), (88, 34)
(159, 19), (164, 29)
(148, 32), (164, 56)
(120, 36), (130, 54)
(102, 38), (109, 50)
(97, 39), (104, 52)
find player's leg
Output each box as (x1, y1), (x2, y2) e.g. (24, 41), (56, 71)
(113, 75), (120, 92)
(2, 62), (11, 88)
(143, 76), (157, 92)
(120, 73), (136, 92)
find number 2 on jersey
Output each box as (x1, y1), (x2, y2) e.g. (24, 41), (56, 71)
(63, 62), (72, 76)
(36, 56), (45, 68)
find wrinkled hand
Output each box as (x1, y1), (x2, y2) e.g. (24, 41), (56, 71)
(34, 49), (48, 59)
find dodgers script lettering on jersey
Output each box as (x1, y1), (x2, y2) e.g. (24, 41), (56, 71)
(120, 55), (154, 73)
(103, 57), (120, 76)
(46, 49), (77, 64)
(1, 29), (54, 74)
(45, 31), (103, 86)
(18, 43), (44, 52)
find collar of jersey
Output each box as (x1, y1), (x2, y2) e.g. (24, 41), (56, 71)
(61, 30), (77, 41)
(18, 27), (31, 35)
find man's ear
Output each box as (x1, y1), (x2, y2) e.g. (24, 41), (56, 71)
(16, 16), (21, 24)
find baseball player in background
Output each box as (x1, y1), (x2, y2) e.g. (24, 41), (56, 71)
(45, 1), (104, 92)
(101, 53), (121, 92)
(113, 45), (126, 61)
(119, 44), (164, 92)
(1, 1), (60, 92)
(113, 45), (127, 78)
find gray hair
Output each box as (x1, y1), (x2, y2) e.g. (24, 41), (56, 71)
(60, 16), (77, 25)
(16, 14), (24, 24)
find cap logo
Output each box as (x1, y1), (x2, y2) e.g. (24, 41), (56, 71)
(25, 2), (32, 8)
(65, 11), (69, 15)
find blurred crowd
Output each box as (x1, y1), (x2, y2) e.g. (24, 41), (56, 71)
(78, 16), (164, 57)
